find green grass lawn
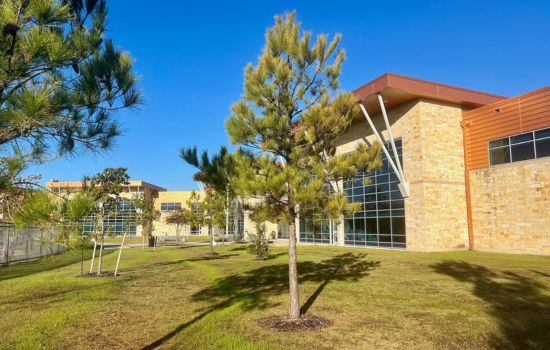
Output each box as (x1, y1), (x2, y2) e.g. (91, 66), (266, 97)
(185, 235), (212, 243)
(1, 245), (549, 350)
(103, 235), (211, 245)
(104, 236), (145, 245)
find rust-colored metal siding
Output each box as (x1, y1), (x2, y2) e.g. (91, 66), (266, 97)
(462, 86), (550, 170)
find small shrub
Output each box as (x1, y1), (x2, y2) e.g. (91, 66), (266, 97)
(248, 223), (270, 260)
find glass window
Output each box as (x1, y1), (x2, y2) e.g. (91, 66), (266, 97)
(489, 138), (509, 148)
(535, 128), (550, 140)
(300, 139), (405, 248)
(366, 234), (377, 242)
(341, 139), (406, 248)
(490, 147), (511, 165)
(536, 138), (550, 158)
(378, 218), (391, 235)
(392, 217), (406, 236)
(365, 202), (377, 211)
(392, 235), (406, 243)
(511, 133), (533, 144)
(354, 218), (365, 234)
(489, 128), (550, 166)
(192, 226), (201, 235)
(160, 202), (182, 212)
(511, 142), (535, 162)
(366, 219), (377, 235)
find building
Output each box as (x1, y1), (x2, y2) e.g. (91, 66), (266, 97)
(46, 180), (166, 237)
(45, 181), (247, 239)
(315, 73), (548, 255)
(46, 73), (550, 255)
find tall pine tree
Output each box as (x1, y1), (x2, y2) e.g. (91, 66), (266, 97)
(0, 0), (142, 197)
(226, 13), (381, 319)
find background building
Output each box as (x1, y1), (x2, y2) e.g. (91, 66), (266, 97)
(45, 182), (250, 240)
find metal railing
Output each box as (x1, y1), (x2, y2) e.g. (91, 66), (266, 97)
(0, 224), (63, 265)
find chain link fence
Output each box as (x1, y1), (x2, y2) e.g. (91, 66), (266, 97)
(0, 223), (63, 265)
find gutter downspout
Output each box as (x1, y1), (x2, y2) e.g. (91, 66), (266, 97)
(460, 120), (474, 250)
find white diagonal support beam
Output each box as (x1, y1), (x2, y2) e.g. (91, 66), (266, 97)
(378, 94), (405, 181)
(359, 103), (409, 198)
(196, 181), (204, 191)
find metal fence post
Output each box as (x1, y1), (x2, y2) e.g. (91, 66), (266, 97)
(1, 231), (6, 265)
(6, 229), (10, 265)
(25, 230), (29, 260)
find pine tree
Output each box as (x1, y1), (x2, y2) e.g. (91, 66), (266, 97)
(180, 146), (238, 244)
(0, 0), (142, 196)
(226, 13), (381, 319)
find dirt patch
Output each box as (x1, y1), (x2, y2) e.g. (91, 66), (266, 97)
(79, 272), (118, 278)
(258, 315), (333, 332)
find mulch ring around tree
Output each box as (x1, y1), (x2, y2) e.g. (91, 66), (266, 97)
(257, 315), (333, 332)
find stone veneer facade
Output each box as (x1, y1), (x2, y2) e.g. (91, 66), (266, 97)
(469, 158), (550, 255)
(333, 99), (469, 251)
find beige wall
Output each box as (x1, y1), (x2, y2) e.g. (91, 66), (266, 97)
(470, 158), (550, 255)
(333, 99), (470, 251)
(152, 191), (208, 237)
(241, 212), (278, 241)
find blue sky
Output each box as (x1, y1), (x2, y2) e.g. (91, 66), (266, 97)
(34, 0), (550, 190)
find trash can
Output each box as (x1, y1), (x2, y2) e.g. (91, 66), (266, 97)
(148, 236), (155, 247)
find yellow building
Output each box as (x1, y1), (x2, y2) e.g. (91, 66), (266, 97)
(44, 180), (254, 240)
(153, 191), (208, 237)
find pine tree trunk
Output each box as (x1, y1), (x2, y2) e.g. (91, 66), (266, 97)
(288, 217), (300, 319)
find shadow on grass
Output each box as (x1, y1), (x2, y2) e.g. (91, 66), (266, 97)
(141, 252), (379, 348)
(432, 260), (550, 349)
(530, 269), (550, 278)
(193, 252), (379, 311)
(185, 254), (239, 262)
(263, 252), (286, 261)
(140, 300), (232, 350)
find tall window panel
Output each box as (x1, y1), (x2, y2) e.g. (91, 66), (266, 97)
(190, 202), (203, 235)
(299, 214), (334, 244)
(343, 139), (406, 248)
(299, 185), (337, 244)
(222, 203), (245, 238)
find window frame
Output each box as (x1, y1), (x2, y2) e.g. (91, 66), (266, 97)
(160, 202), (182, 212)
(488, 127), (550, 166)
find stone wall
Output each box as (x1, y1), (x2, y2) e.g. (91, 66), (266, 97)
(470, 158), (550, 255)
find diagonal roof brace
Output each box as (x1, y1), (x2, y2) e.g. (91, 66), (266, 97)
(359, 103), (409, 198)
(196, 181), (205, 191)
